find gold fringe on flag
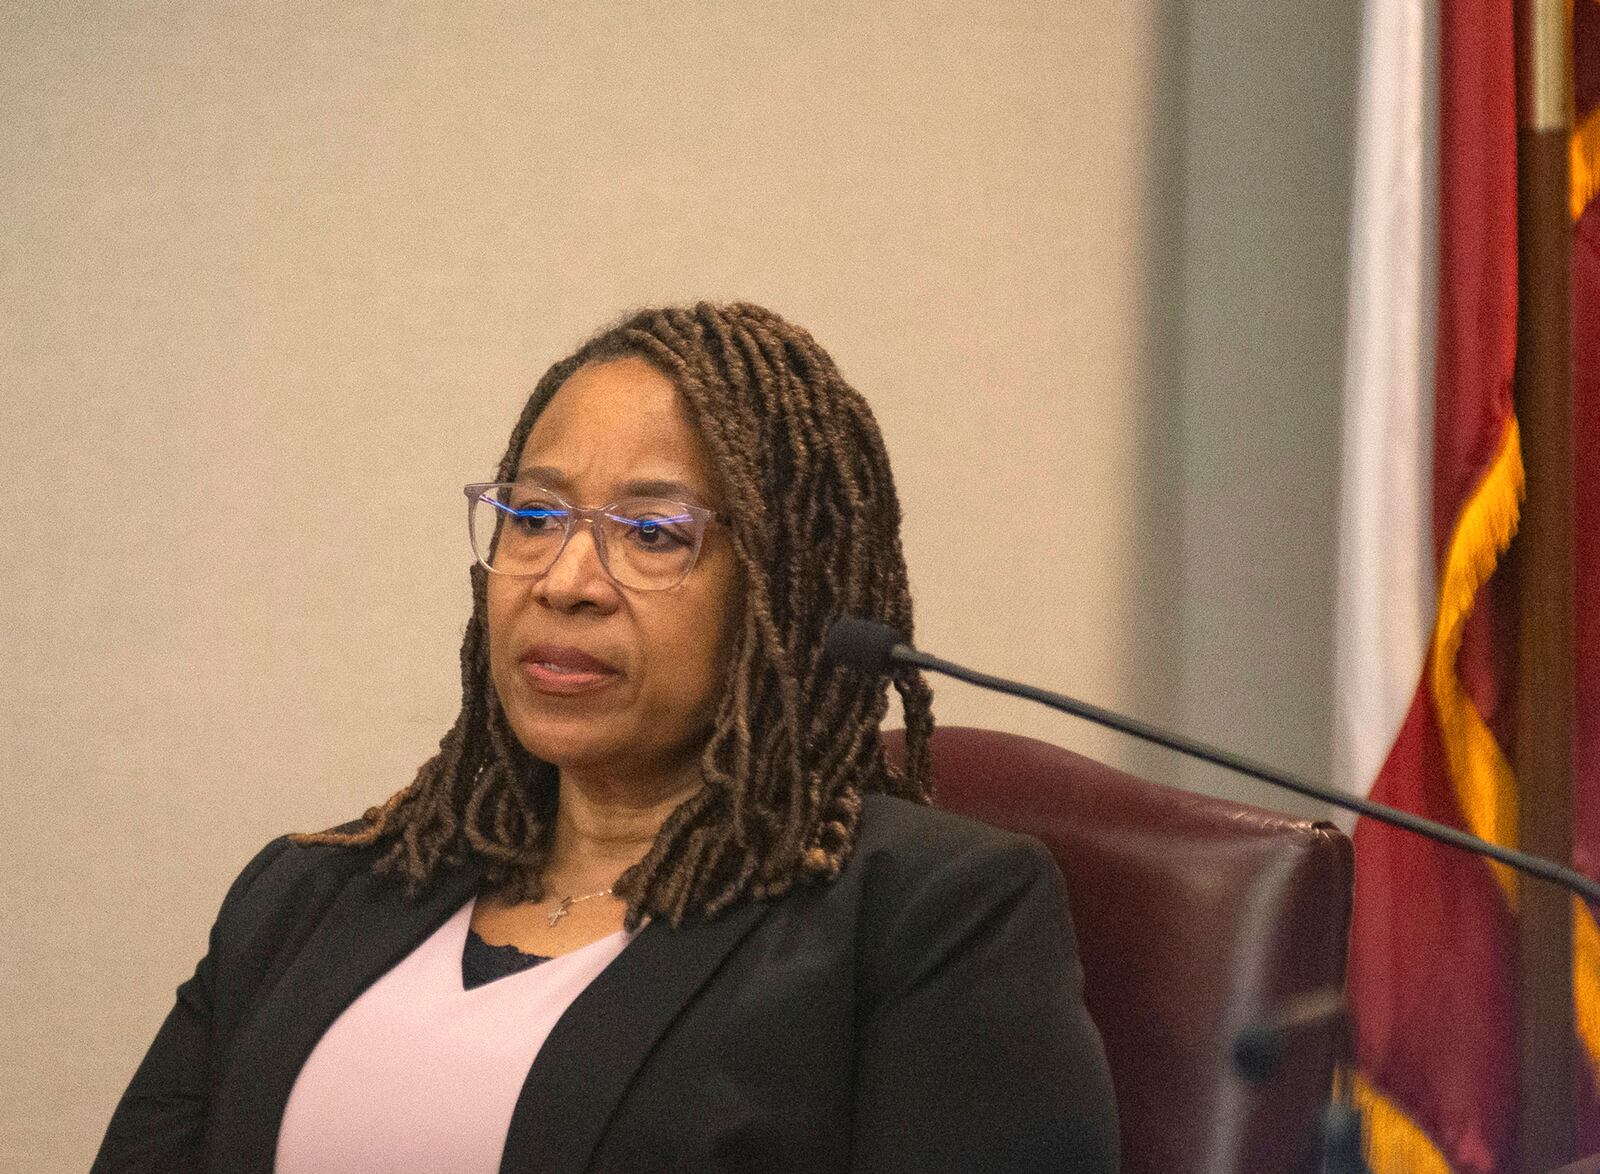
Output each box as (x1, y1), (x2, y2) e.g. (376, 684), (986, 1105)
(1344, 1068), (1454, 1173)
(1355, 416), (1524, 1171)
(1572, 105), (1600, 223)
(1574, 900), (1600, 1080)
(1574, 65), (1600, 1126)
(1426, 415), (1526, 904)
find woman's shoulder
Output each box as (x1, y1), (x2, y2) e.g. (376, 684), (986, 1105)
(848, 792), (1060, 898)
(835, 795), (1080, 1009)
(213, 821), (378, 926)
(856, 791), (1052, 859)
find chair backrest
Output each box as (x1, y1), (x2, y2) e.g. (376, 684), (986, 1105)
(882, 726), (1354, 1174)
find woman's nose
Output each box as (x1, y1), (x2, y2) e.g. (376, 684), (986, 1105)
(535, 520), (619, 611)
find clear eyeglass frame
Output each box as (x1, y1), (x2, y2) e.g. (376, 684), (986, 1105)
(463, 481), (719, 592)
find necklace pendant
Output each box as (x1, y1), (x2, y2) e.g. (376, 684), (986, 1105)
(547, 896), (574, 927)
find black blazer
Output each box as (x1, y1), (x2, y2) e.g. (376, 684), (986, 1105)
(95, 794), (1119, 1173)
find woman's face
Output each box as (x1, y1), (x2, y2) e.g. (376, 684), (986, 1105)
(486, 356), (743, 783)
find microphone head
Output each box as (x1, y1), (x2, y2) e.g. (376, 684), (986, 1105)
(823, 615), (905, 674)
(1231, 1025), (1285, 1084)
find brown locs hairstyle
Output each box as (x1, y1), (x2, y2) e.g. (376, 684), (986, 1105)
(296, 302), (934, 927)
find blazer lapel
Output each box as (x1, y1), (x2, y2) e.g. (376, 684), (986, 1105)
(208, 857), (486, 1174)
(498, 898), (772, 1174)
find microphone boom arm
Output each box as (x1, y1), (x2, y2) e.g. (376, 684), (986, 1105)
(894, 642), (1600, 907)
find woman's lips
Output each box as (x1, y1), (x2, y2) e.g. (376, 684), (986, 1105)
(520, 645), (621, 695)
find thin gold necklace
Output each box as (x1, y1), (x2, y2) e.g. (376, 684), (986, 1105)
(546, 887), (614, 927)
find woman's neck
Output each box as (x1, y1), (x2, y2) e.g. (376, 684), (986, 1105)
(542, 760), (703, 890)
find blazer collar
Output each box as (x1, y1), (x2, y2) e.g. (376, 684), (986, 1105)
(498, 897), (772, 1174)
(209, 853), (487, 1174)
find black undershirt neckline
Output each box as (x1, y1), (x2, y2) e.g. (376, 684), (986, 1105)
(462, 928), (551, 990)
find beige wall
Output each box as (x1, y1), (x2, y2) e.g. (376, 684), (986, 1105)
(0, 3), (1355, 1168)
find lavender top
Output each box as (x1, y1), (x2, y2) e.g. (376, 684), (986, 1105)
(274, 898), (631, 1173)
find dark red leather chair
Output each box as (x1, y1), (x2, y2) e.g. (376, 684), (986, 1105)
(883, 726), (1354, 1174)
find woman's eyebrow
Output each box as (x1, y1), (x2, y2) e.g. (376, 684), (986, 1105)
(512, 464), (568, 487)
(512, 467), (709, 504)
(618, 478), (708, 502)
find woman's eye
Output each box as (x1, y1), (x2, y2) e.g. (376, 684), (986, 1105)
(511, 506), (565, 533)
(618, 514), (691, 549)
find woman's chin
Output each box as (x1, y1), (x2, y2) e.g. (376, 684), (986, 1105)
(507, 721), (618, 771)
(505, 713), (711, 786)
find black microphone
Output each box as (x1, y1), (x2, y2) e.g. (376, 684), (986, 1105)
(1231, 986), (1349, 1084)
(823, 615), (906, 673)
(824, 615), (1600, 906)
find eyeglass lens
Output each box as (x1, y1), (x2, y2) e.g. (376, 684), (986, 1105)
(471, 485), (703, 590)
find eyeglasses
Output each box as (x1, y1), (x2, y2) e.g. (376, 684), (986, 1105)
(464, 482), (718, 591)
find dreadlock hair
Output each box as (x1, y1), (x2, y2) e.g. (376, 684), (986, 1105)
(295, 302), (935, 928)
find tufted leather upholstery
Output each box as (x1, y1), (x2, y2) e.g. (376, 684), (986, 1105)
(882, 725), (1354, 1174)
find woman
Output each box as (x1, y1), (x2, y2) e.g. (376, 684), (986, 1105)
(95, 302), (1118, 1172)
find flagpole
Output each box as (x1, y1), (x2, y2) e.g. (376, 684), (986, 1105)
(1513, 0), (1575, 1169)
